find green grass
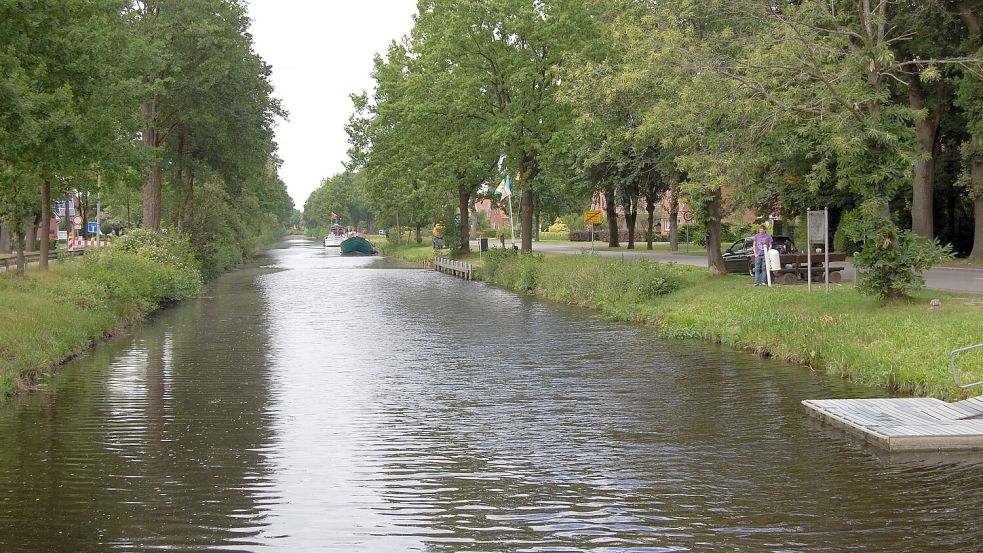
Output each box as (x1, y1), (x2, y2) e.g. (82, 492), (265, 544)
(0, 245), (202, 401)
(481, 252), (983, 401)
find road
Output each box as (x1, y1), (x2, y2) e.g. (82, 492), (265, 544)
(520, 242), (983, 295)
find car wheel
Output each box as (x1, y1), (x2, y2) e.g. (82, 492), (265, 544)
(747, 260), (755, 276)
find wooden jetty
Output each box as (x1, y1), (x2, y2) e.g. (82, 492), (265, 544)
(803, 397), (983, 451)
(433, 257), (474, 280)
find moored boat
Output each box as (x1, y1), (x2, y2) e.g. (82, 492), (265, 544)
(340, 235), (378, 256)
(324, 224), (345, 247)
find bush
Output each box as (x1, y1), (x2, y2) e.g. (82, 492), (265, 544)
(845, 199), (953, 299)
(569, 229), (630, 242)
(546, 218), (569, 233)
(538, 231), (568, 241)
(81, 249), (202, 314)
(559, 213), (588, 232)
(481, 248), (543, 292)
(114, 228), (200, 273)
(833, 209), (864, 255)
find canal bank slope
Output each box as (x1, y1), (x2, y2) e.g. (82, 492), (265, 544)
(394, 246), (980, 402)
(0, 231), (203, 400)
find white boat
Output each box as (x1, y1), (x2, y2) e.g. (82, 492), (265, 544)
(324, 224), (345, 247)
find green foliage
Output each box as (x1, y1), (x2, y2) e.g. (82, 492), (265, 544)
(483, 250), (681, 305)
(303, 172), (371, 233)
(845, 199), (954, 299)
(0, 236), (203, 399)
(113, 228), (199, 272)
(832, 209), (864, 255)
(559, 213), (588, 232)
(546, 218), (569, 233)
(481, 249), (543, 292)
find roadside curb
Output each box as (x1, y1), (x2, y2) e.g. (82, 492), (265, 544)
(934, 265), (983, 273)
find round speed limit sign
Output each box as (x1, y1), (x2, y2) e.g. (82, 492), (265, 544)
(682, 211), (693, 222)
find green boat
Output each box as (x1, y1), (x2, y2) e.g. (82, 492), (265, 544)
(340, 235), (378, 256)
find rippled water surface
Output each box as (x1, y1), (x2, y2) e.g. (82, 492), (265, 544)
(2, 237), (983, 552)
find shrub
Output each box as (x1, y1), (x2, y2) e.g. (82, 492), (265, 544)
(547, 218), (569, 233)
(538, 231), (568, 241)
(845, 199), (953, 299)
(569, 229), (630, 242)
(114, 228), (200, 273)
(833, 209), (864, 255)
(481, 248), (543, 292)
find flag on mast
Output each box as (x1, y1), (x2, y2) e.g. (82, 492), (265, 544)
(494, 176), (511, 200)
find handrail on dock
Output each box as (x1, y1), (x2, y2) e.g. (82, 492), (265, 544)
(433, 257), (474, 280)
(952, 344), (983, 389)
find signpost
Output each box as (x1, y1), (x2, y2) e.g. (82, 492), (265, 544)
(806, 207), (830, 294)
(682, 210), (693, 253)
(71, 215), (82, 229)
(583, 210), (603, 252)
(87, 221), (99, 235)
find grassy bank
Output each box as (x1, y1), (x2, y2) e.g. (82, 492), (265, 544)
(0, 231), (203, 400)
(478, 250), (982, 401)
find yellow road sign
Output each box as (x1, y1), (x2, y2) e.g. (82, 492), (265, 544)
(583, 210), (603, 224)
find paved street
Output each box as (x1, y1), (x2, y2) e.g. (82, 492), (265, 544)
(521, 242), (983, 295)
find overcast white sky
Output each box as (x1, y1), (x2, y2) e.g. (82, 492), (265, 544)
(247, 1), (418, 210)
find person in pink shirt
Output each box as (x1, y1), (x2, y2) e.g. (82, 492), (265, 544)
(752, 225), (773, 286)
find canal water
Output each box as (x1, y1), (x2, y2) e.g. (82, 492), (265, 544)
(1, 237), (982, 552)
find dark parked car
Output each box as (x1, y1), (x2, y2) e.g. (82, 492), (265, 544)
(722, 235), (797, 275)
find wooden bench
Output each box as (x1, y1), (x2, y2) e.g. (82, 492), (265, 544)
(772, 266), (844, 285)
(771, 252), (846, 285)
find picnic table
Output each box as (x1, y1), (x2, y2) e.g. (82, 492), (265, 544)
(771, 252), (847, 285)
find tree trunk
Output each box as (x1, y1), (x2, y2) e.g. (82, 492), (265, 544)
(520, 187), (533, 252)
(668, 183), (679, 252)
(141, 98), (162, 230)
(25, 215), (37, 252)
(969, 158), (983, 260)
(415, 224), (422, 245)
(707, 188), (726, 276)
(604, 187), (619, 248)
(626, 211), (637, 249)
(0, 226), (10, 254)
(395, 212), (401, 245)
(909, 77), (938, 238)
(458, 184), (471, 253)
(40, 180), (51, 269)
(646, 196), (655, 250)
(953, 1), (983, 259)
(183, 170), (195, 228)
(14, 225), (26, 276)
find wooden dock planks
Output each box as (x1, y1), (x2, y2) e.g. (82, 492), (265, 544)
(803, 397), (983, 451)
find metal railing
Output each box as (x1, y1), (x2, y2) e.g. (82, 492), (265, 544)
(952, 344), (983, 389)
(0, 249), (86, 272)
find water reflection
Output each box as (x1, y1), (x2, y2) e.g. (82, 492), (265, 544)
(0, 236), (982, 552)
